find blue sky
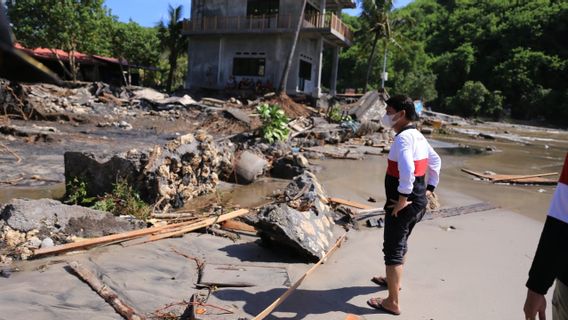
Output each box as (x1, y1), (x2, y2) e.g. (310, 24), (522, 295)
(104, 0), (414, 27)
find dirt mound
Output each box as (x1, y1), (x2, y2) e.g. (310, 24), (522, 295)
(266, 94), (312, 118)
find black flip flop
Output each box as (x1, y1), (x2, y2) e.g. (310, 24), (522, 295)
(371, 276), (388, 287)
(367, 297), (401, 316)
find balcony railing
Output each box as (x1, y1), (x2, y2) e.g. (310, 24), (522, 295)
(303, 13), (353, 44)
(183, 13), (352, 45)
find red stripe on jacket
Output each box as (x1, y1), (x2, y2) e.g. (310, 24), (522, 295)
(387, 159), (428, 178)
(560, 153), (568, 185)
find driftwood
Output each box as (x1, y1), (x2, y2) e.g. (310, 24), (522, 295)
(143, 209), (250, 243)
(461, 168), (557, 185)
(33, 219), (199, 257)
(252, 233), (347, 320)
(328, 197), (375, 210)
(0, 143), (22, 163)
(68, 261), (145, 320)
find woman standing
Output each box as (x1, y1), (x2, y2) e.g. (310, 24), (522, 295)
(367, 95), (441, 315)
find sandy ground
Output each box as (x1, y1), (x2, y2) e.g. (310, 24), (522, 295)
(0, 164), (555, 320)
(2, 123), (565, 319)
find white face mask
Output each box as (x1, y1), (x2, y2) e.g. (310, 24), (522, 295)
(381, 113), (399, 128)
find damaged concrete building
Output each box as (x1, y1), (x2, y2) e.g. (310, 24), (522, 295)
(184, 0), (355, 97)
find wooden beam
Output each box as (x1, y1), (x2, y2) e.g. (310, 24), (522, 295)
(252, 233), (347, 320)
(492, 172), (557, 183)
(33, 220), (200, 257)
(68, 261), (145, 320)
(328, 197), (375, 210)
(144, 209), (250, 243)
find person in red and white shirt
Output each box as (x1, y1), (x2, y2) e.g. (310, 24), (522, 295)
(367, 95), (441, 315)
(524, 153), (568, 320)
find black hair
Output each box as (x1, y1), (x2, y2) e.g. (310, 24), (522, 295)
(386, 95), (419, 121)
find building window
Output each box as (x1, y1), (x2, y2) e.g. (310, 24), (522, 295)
(247, 0), (279, 16)
(233, 58), (265, 77)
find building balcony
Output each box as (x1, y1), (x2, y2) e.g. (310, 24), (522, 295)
(183, 13), (352, 47)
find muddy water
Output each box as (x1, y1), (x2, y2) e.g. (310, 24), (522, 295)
(0, 183), (65, 204)
(311, 123), (568, 223)
(1, 121), (566, 224)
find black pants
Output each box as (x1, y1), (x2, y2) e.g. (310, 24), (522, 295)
(383, 204), (426, 266)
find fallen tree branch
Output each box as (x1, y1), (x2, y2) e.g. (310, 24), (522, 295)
(0, 143), (22, 163)
(252, 233), (348, 320)
(68, 261), (145, 320)
(143, 209), (250, 243)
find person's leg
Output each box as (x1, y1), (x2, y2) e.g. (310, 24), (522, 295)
(553, 280), (568, 320)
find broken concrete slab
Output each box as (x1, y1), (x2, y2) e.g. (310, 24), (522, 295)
(0, 198), (144, 261)
(348, 91), (388, 123)
(200, 263), (290, 288)
(248, 172), (338, 261)
(64, 131), (232, 209)
(0, 198), (144, 236)
(224, 108), (251, 126)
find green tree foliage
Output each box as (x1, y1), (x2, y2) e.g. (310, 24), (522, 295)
(340, 0), (568, 126)
(110, 20), (160, 69)
(6, 0), (113, 81)
(7, 1), (164, 86)
(157, 5), (188, 92)
(446, 81), (503, 118)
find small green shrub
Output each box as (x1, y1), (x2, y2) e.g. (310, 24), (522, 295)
(93, 179), (151, 220)
(64, 177), (96, 206)
(328, 105), (352, 123)
(257, 103), (290, 143)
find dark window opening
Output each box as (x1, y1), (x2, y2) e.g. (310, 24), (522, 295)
(298, 60), (312, 91)
(299, 60), (312, 80)
(247, 0), (279, 16)
(233, 58), (265, 77)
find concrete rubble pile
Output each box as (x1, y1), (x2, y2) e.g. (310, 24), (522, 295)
(0, 199), (144, 262)
(64, 131), (235, 210)
(247, 171), (339, 261)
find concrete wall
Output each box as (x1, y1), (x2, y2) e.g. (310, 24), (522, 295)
(187, 34), (321, 95)
(186, 0), (329, 96)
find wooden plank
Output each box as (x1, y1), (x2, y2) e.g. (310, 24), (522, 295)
(252, 233), (347, 320)
(492, 172), (557, 183)
(328, 197), (375, 210)
(144, 209), (250, 243)
(33, 220), (200, 257)
(68, 261), (145, 320)
(423, 202), (497, 220)
(221, 219), (256, 233)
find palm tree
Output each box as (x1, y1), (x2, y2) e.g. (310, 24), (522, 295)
(360, 0), (395, 90)
(157, 5), (188, 92)
(278, 0), (308, 95)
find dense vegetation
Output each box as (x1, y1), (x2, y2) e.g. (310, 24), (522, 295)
(334, 0), (568, 125)
(5, 0), (187, 90)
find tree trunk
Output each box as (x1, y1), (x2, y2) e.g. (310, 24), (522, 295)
(51, 50), (74, 80)
(278, 0), (308, 95)
(166, 52), (177, 92)
(364, 32), (380, 91)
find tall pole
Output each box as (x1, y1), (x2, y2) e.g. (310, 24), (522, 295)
(381, 44), (388, 89)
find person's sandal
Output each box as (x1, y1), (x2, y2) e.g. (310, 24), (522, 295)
(367, 297), (401, 315)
